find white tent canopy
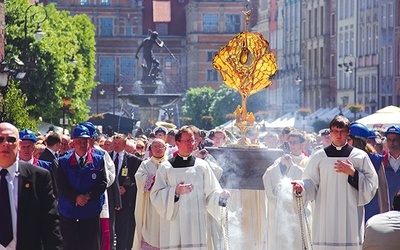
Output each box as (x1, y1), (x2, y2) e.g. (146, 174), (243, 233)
(37, 121), (66, 135)
(264, 112), (314, 132)
(356, 105), (400, 130)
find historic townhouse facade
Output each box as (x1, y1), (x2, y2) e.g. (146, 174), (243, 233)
(378, 0), (396, 109)
(27, 0), (400, 118)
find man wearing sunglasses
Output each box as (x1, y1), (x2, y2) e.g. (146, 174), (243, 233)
(0, 122), (62, 249)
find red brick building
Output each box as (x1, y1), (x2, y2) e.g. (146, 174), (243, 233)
(42, 0), (253, 115)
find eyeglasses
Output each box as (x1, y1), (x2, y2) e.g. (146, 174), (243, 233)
(179, 139), (195, 145)
(287, 141), (300, 145)
(152, 145), (165, 150)
(330, 130), (348, 135)
(136, 146), (144, 150)
(0, 136), (17, 143)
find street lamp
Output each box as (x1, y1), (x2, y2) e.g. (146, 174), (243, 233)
(338, 55), (357, 120)
(96, 86), (105, 114)
(0, 62), (10, 121)
(113, 84), (123, 115)
(338, 55), (356, 102)
(60, 97), (72, 134)
(23, 0), (48, 69)
(295, 75), (303, 108)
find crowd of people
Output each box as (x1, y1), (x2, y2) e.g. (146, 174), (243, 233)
(0, 115), (399, 250)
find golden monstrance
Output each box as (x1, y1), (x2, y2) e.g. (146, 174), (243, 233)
(212, 9), (278, 147)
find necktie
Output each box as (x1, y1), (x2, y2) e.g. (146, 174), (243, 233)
(0, 169), (13, 247)
(114, 153), (119, 172)
(79, 157), (85, 167)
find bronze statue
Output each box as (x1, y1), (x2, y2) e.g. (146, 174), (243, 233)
(135, 30), (177, 83)
(135, 31), (164, 79)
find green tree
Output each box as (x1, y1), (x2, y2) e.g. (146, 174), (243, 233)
(182, 87), (216, 129)
(2, 80), (39, 130)
(210, 85), (269, 127)
(209, 85), (240, 127)
(5, 0), (97, 129)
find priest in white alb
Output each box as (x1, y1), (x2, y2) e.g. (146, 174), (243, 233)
(150, 127), (230, 250)
(133, 138), (168, 250)
(292, 116), (378, 250)
(263, 130), (311, 250)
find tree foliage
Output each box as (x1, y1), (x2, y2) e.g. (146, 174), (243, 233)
(4, 0), (97, 129)
(210, 85), (269, 127)
(209, 86), (240, 127)
(182, 85), (270, 129)
(2, 80), (38, 130)
(182, 87), (216, 129)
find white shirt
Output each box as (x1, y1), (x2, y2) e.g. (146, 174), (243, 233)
(113, 151), (124, 176)
(0, 162), (19, 250)
(388, 153), (400, 172)
(47, 147), (58, 159)
(75, 152), (88, 165)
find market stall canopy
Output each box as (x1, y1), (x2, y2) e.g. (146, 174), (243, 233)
(356, 105), (400, 130)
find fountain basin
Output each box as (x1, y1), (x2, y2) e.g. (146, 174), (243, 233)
(118, 93), (181, 108)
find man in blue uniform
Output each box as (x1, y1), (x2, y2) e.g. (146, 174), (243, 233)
(57, 125), (107, 250)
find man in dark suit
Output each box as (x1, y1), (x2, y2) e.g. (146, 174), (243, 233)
(109, 133), (142, 250)
(39, 132), (61, 162)
(38, 131), (62, 198)
(0, 122), (62, 249)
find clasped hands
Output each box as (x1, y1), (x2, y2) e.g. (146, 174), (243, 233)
(75, 193), (90, 206)
(175, 181), (231, 199)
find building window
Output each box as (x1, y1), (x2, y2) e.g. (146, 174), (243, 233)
(156, 23), (168, 35)
(125, 27), (132, 37)
(100, 18), (113, 37)
(121, 57), (136, 81)
(388, 46), (393, 77)
(308, 10), (312, 37)
(80, 0), (89, 5)
(207, 51), (215, 62)
(207, 69), (218, 82)
(388, 3), (394, 28)
(101, 0), (110, 6)
(330, 54), (335, 78)
(203, 14), (218, 33)
(381, 4), (387, 29)
(330, 13), (336, 34)
(165, 57), (179, 83)
(320, 6), (324, 35)
(225, 14), (240, 33)
(99, 57), (115, 84)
